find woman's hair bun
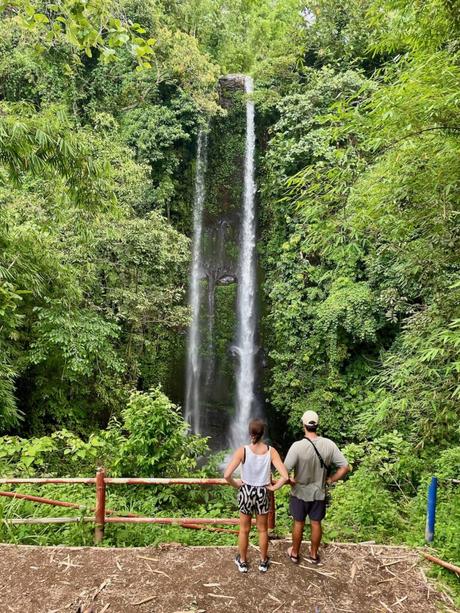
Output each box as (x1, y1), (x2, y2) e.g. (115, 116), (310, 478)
(248, 418), (265, 443)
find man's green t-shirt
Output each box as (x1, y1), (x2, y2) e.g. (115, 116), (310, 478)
(284, 436), (348, 502)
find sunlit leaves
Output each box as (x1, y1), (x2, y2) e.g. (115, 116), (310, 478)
(0, 0), (155, 68)
(368, 0), (460, 54)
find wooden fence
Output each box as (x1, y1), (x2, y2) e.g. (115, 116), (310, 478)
(0, 468), (275, 543)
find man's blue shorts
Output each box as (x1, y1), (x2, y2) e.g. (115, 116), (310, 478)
(290, 495), (326, 522)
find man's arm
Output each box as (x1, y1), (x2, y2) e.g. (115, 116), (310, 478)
(283, 444), (298, 486)
(327, 443), (350, 484)
(326, 464), (350, 485)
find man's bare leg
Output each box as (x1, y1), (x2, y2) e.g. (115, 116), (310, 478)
(310, 520), (322, 559)
(289, 519), (305, 559)
(238, 513), (252, 562)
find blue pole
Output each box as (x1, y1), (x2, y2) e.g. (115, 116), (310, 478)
(425, 476), (438, 543)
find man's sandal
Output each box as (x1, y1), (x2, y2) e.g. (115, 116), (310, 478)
(306, 553), (321, 565)
(286, 546), (299, 564)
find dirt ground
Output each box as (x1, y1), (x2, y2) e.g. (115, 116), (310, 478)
(0, 541), (456, 613)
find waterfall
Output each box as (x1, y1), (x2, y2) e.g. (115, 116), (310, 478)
(184, 76), (262, 449)
(185, 129), (208, 434)
(230, 76), (258, 447)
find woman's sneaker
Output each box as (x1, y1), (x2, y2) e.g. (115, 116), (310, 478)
(234, 554), (248, 573)
(258, 558), (270, 573)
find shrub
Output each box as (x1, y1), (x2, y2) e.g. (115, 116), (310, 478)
(325, 468), (406, 542)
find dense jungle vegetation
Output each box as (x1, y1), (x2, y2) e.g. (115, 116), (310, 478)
(0, 0), (458, 599)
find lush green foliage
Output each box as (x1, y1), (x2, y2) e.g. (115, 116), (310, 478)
(0, 0), (219, 430)
(0, 388), (207, 476)
(257, 0), (460, 591)
(163, 0), (303, 75)
(0, 0), (458, 601)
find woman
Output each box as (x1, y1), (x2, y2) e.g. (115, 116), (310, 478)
(224, 419), (288, 573)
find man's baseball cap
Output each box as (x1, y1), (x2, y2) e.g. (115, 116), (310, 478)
(301, 410), (319, 426)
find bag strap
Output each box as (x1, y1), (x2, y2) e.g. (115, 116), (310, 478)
(304, 437), (329, 471)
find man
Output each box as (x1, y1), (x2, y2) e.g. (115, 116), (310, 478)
(284, 410), (350, 564)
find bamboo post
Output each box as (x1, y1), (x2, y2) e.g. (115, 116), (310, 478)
(94, 467), (106, 544)
(423, 552), (460, 576)
(104, 477), (227, 485)
(0, 490), (86, 509)
(104, 517), (246, 525)
(4, 516), (249, 526)
(0, 477), (226, 485)
(0, 478), (95, 484)
(0, 489), (139, 517)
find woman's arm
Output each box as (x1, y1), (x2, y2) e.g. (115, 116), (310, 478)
(224, 447), (244, 489)
(267, 447), (289, 491)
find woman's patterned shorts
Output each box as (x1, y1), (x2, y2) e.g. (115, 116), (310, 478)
(237, 483), (270, 516)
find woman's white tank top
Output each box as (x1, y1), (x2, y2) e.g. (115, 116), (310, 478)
(241, 445), (271, 487)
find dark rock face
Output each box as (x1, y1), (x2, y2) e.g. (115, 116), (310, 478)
(218, 74), (246, 109)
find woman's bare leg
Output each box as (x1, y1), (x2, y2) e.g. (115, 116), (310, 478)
(256, 513), (269, 561)
(238, 513), (252, 562)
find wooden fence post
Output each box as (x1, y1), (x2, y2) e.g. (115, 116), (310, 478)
(268, 489), (275, 530)
(94, 467), (106, 544)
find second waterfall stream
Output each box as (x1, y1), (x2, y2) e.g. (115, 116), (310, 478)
(230, 75), (259, 448)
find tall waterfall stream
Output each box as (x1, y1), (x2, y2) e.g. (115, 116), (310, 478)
(185, 76), (261, 448)
(230, 76), (258, 448)
(184, 129), (208, 434)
